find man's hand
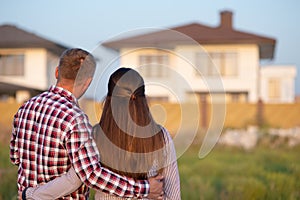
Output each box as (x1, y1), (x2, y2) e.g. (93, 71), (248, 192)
(148, 175), (164, 199)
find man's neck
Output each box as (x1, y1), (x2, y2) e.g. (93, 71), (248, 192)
(56, 79), (75, 94)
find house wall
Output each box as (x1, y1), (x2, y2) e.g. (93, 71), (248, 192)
(120, 48), (183, 102)
(46, 51), (60, 86)
(260, 66), (297, 103)
(26, 49), (48, 89)
(176, 44), (260, 102)
(119, 44), (260, 103)
(0, 48), (48, 90)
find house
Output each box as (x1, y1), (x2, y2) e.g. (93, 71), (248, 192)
(260, 65), (296, 103)
(0, 24), (68, 102)
(102, 11), (296, 103)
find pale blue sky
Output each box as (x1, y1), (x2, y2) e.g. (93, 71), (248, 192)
(1, 0), (300, 96)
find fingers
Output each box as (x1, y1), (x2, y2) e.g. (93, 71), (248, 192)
(152, 174), (164, 183)
(148, 174), (165, 199)
(154, 175), (164, 181)
(157, 191), (164, 200)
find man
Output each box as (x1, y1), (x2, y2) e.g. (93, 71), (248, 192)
(10, 48), (163, 199)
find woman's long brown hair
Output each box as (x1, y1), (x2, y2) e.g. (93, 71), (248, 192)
(94, 68), (165, 180)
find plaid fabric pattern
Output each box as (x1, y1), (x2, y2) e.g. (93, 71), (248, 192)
(10, 85), (149, 199)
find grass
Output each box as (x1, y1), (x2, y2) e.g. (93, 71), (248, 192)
(2, 140), (300, 199)
(0, 145), (18, 200)
(178, 145), (300, 200)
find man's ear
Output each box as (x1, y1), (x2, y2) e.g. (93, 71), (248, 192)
(84, 77), (93, 88)
(74, 77), (93, 99)
(55, 67), (59, 79)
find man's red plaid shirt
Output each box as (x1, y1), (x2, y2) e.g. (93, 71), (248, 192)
(10, 85), (149, 199)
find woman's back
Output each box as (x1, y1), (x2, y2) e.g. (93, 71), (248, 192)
(93, 125), (180, 200)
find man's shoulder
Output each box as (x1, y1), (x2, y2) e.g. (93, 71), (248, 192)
(16, 91), (48, 112)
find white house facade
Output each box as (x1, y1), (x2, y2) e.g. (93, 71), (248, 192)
(0, 25), (68, 102)
(103, 11), (296, 103)
(260, 65), (297, 103)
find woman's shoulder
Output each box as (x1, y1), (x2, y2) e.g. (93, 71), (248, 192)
(92, 124), (100, 132)
(159, 125), (173, 144)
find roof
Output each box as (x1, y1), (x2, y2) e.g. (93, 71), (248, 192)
(0, 24), (69, 55)
(103, 11), (276, 59)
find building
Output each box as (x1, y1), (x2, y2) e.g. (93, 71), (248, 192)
(0, 24), (68, 102)
(260, 65), (296, 103)
(103, 11), (296, 103)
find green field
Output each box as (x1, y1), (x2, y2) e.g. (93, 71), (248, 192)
(178, 145), (300, 199)
(1, 140), (300, 200)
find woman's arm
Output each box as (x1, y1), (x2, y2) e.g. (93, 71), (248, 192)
(163, 160), (181, 200)
(162, 128), (181, 200)
(25, 167), (82, 200)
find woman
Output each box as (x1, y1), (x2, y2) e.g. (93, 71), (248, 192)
(24, 68), (180, 199)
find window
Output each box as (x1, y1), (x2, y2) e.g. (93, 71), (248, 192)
(139, 55), (169, 78)
(229, 92), (248, 103)
(195, 52), (238, 77)
(268, 78), (281, 100)
(231, 93), (240, 103)
(0, 54), (25, 76)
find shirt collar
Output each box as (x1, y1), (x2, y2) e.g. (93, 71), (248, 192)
(49, 85), (79, 105)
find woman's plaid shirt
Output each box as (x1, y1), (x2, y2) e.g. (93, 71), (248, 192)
(10, 85), (149, 199)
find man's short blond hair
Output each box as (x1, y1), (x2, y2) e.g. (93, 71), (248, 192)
(58, 48), (96, 82)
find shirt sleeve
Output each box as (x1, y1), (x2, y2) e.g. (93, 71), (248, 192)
(162, 128), (181, 200)
(10, 113), (20, 165)
(25, 167), (82, 200)
(66, 113), (149, 198)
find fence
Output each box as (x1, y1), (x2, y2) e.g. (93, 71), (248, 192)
(1, 101), (300, 136)
(79, 100), (300, 131)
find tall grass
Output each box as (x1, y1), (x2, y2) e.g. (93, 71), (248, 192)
(2, 136), (300, 199)
(0, 144), (18, 200)
(178, 145), (300, 199)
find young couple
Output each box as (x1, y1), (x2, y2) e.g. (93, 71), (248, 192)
(10, 48), (180, 199)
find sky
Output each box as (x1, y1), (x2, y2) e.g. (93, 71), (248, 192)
(1, 0), (300, 98)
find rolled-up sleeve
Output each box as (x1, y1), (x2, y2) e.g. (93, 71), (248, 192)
(10, 114), (20, 165)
